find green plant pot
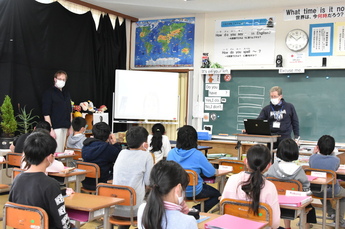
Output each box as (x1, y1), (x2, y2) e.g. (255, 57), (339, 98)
(0, 137), (14, 149)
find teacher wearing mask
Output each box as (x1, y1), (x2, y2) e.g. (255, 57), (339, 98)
(42, 70), (72, 152)
(258, 86), (299, 149)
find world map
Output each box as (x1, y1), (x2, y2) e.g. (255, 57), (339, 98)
(135, 17), (195, 67)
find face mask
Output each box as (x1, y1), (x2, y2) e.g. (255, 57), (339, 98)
(176, 187), (184, 205)
(270, 98), (280, 105)
(55, 79), (65, 89)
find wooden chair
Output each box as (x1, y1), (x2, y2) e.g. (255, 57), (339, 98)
(185, 169), (209, 212)
(266, 177), (303, 195)
(218, 159), (245, 174)
(76, 161), (100, 194)
(12, 167), (25, 182)
(2, 201), (49, 229)
(304, 168), (341, 228)
(220, 198), (273, 227)
(65, 147), (83, 161)
(96, 183), (137, 227)
(5, 152), (23, 178)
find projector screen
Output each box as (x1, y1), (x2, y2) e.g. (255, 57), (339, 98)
(114, 70), (179, 120)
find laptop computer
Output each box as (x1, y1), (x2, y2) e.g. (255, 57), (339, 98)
(244, 119), (271, 135)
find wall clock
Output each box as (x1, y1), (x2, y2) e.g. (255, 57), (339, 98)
(285, 29), (309, 52)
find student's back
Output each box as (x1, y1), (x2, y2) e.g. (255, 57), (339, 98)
(148, 123), (171, 163)
(67, 117), (87, 149)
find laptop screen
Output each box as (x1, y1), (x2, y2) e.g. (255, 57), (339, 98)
(244, 119), (271, 135)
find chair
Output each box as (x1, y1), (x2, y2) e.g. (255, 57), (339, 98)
(96, 183), (137, 227)
(266, 177), (303, 195)
(65, 147), (83, 161)
(12, 167), (25, 182)
(220, 198), (273, 227)
(304, 168), (341, 229)
(5, 152), (23, 178)
(218, 159), (245, 174)
(185, 169), (209, 212)
(76, 161), (100, 194)
(2, 201), (49, 229)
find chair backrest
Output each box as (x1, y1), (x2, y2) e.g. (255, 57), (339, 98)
(3, 201), (49, 229)
(96, 183), (136, 225)
(220, 198), (273, 227)
(218, 159), (245, 174)
(304, 167), (337, 196)
(65, 147), (82, 161)
(185, 169), (198, 198)
(75, 161), (100, 182)
(12, 168), (25, 181)
(6, 152), (22, 167)
(266, 177), (303, 195)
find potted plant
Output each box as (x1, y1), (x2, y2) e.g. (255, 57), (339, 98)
(0, 95), (17, 149)
(16, 104), (39, 134)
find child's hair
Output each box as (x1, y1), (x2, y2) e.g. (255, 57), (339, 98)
(317, 135), (335, 155)
(240, 144), (271, 215)
(35, 120), (51, 132)
(72, 117), (86, 132)
(126, 126), (148, 149)
(142, 160), (189, 229)
(150, 123), (165, 153)
(92, 122), (110, 141)
(276, 138), (299, 162)
(23, 131), (57, 168)
(176, 125), (198, 150)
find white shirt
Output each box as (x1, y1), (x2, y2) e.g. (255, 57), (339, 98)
(147, 135), (171, 164)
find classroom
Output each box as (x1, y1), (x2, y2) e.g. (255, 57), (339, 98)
(1, 0), (345, 228)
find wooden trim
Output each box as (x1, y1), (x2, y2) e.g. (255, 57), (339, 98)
(64, 0), (138, 22)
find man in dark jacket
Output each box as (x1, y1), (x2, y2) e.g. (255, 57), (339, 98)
(258, 86), (299, 148)
(82, 122), (122, 190)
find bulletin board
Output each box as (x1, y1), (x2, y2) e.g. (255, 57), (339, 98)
(202, 69), (345, 142)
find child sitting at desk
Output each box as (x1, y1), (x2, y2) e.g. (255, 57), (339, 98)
(9, 131), (74, 229)
(112, 126), (154, 229)
(66, 117), (87, 149)
(137, 160), (197, 229)
(148, 123), (171, 164)
(221, 144), (280, 229)
(309, 135), (345, 227)
(265, 138), (316, 229)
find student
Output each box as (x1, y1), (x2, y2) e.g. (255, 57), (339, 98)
(148, 123), (171, 164)
(112, 126), (154, 229)
(137, 160), (197, 229)
(10, 120), (52, 153)
(221, 144), (280, 229)
(309, 135), (345, 227)
(167, 125), (220, 213)
(265, 138), (316, 229)
(66, 117), (87, 149)
(9, 132), (74, 229)
(82, 122), (122, 190)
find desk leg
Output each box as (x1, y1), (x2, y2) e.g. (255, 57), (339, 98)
(204, 149), (208, 158)
(322, 185), (327, 229)
(218, 175), (226, 193)
(299, 208), (306, 229)
(75, 177), (81, 193)
(103, 207), (111, 229)
(270, 140), (274, 163)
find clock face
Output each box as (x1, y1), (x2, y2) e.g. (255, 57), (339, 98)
(285, 29), (309, 52)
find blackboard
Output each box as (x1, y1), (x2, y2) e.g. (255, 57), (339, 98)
(202, 69), (345, 142)
(114, 70), (179, 121)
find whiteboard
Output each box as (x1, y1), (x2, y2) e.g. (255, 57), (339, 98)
(114, 70), (179, 120)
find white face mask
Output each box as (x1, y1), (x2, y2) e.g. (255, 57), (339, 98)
(270, 98), (280, 105)
(176, 188), (184, 205)
(55, 79), (65, 89)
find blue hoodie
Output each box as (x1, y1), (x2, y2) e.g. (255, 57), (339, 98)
(167, 147), (216, 197)
(82, 138), (122, 190)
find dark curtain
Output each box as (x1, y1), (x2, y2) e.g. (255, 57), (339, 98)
(0, 0), (127, 134)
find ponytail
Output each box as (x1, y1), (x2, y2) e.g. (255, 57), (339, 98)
(150, 123), (165, 153)
(240, 144), (271, 215)
(142, 185), (166, 229)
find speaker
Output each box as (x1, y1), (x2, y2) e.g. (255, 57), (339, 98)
(276, 55), (283, 67)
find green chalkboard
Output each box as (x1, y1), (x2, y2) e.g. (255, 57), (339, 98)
(202, 69), (345, 142)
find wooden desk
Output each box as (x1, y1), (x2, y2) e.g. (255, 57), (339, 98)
(48, 169), (88, 192)
(234, 134), (279, 160)
(279, 198), (313, 229)
(198, 140), (254, 158)
(197, 212), (268, 229)
(55, 153), (75, 167)
(197, 145), (213, 157)
(64, 193), (124, 229)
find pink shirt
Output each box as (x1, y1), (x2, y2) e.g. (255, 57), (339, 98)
(221, 172), (280, 229)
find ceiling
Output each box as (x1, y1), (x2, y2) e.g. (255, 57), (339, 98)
(81, 0), (345, 20)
